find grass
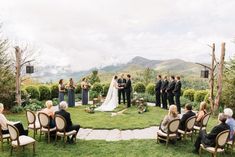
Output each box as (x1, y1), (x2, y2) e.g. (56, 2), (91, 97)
(6, 105), (168, 130)
(1, 106), (231, 157)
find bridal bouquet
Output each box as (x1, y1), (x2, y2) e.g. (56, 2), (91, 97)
(85, 104), (97, 113)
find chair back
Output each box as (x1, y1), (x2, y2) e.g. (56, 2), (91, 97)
(216, 130), (230, 148)
(168, 119), (180, 133)
(186, 116), (196, 131)
(7, 124), (19, 145)
(201, 112), (210, 127)
(38, 112), (50, 128)
(55, 115), (66, 132)
(26, 110), (36, 125)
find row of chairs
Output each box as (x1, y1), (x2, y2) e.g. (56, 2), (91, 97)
(156, 112), (234, 156)
(0, 110), (77, 155)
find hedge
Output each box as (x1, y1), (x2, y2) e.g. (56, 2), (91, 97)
(38, 85), (51, 100)
(134, 82), (146, 93)
(183, 89), (195, 102)
(146, 83), (155, 95)
(25, 86), (40, 99)
(194, 90), (209, 102)
(92, 83), (103, 94)
(51, 84), (59, 99)
(103, 83), (110, 96)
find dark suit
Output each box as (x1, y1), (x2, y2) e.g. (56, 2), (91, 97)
(155, 80), (162, 107)
(194, 122), (230, 152)
(167, 80), (176, 105)
(55, 109), (80, 139)
(179, 110), (196, 131)
(118, 78), (126, 104)
(173, 80), (182, 113)
(125, 79), (132, 108)
(161, 79), (169, 109)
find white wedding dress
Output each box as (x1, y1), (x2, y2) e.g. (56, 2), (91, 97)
(95, 77), (118, 111)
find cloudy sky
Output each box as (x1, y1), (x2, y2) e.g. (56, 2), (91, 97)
(0, 0), (235, 71)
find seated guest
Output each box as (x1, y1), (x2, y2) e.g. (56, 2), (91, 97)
(224, 108), (235, 141)
(179, 104), (195, 131)
(55, 101), (80, 143)
(160, 105), (180, 133)
(195, 101), (207, 126)
(0, 103), (28, 136)
(193, 113), (230, 154)
(41, 100), (55, 128)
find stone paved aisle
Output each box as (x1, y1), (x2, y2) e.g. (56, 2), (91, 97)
(77, 126), (159, 141)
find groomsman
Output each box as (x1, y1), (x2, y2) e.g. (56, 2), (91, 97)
(166, 76), (176, 105)
(161, 76), (169, 109)
(173, 76), (182, 114)
(118, 74), (126, 104)
(155, 75), (162, 107)
(125, 74), (132, 108)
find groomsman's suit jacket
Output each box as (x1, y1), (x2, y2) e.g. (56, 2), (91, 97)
(155, 80), (162, 93)
(161, 79), (169, 93)
(167, 80), (176, 93)
(173, 80), (182, 96)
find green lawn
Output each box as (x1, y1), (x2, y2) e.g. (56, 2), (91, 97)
(1, 106), (231, 157)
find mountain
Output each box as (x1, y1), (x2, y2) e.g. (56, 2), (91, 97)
(32, 56), (206, 82)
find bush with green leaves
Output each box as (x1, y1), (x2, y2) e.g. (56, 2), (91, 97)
(38, 85), (51, 100)
(25, 86), (40, 99)
(180, 97), (193, 107)
(75, 83), (82, 94)
(103, 83), (110, 96)
(89, 90), (99, 100)
(92, 83), (103, 94)
(51, 84), (59, 99)
(194, 90), (209, 102)
(136, 93), (155, 103)
(10, 105), (24, 113)
(183, 89), (195, 102)
(204, 93), (210, 104)
(52, 98), (59, 106)
(146, 83), (155, 95)
(24, 99), (44, 111)
(134, 82), (146, 93)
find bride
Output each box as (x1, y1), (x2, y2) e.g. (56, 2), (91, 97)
(95, 76), (123, 111)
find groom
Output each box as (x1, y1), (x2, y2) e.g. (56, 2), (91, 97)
(125, 74), (132, 108)
(118, 74), (126, 105)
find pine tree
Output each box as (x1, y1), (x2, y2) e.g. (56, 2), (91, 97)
(0, 28), (15, 108)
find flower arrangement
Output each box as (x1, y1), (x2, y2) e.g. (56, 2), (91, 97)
(136, 98), (148, 114)
(85, 104), (97, 113)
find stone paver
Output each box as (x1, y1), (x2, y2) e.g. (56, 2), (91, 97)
(106, 129), (121, 141)
(85, 129), (110, 140)
(77, 126), (159, 141)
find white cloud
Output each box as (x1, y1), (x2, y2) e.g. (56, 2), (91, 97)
(0, 0), (234, 71)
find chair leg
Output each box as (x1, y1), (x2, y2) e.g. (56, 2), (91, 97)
(166, 138), (169, 148)
(1, 139), (3, 151)
(199, 147), (202, 157)
(39, 130), (42, 141)
(10, 146), (13, 156)
(33, 142), (35, 155)
(48, 132), (50, 143)
(33, 129), (35, 139)
(54, 133), (57, 145)
(64, 136), (66, 148)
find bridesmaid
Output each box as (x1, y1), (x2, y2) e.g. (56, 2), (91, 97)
(66, 78), (76, 107)
(58, 79), (66, 102)
(81, 78), (90, 105)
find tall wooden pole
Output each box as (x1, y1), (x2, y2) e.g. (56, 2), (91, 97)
(214, 42), (226, 112)
(15, 46), (22, 106)
(209, 43), (215, 112)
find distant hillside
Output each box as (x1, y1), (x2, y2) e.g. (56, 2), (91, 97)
(32, 56), (206, 83)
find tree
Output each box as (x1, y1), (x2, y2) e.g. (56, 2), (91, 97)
(14, 46), (36, 105)
(89, 70), (100, 85)
(0, 27), (15, 108)
(221, 56), (235, 113)
(136, 68), (156, 86)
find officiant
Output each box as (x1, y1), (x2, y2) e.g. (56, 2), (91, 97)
(118, 74), (126, 105)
